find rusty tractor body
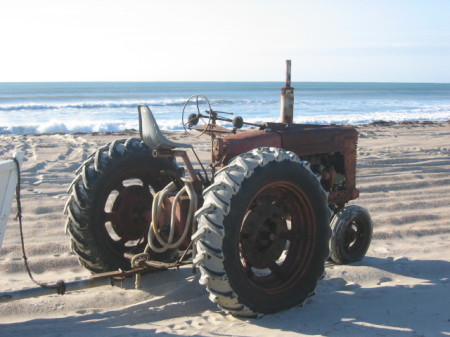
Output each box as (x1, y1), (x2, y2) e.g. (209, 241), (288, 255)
(213, 123), (359, 207)
(64, 61), (372, 317)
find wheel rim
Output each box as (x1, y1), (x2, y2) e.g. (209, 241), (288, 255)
(238, 181), (316, 294)
(344, 218), (368, 254)
(100, 172), (157, 255)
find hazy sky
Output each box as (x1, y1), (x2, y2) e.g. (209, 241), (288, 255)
(1, 0), (449, 82)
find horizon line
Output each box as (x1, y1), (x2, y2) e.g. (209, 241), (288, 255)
(1, 80), (450, 85)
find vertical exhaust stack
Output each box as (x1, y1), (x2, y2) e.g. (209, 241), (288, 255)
(280, 60), (294, 124)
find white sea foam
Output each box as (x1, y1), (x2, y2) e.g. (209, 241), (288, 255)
(1, 108), (450, 135)
(1, 121), (138, 135)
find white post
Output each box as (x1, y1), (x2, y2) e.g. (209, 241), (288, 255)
(0, 152), (24, 249)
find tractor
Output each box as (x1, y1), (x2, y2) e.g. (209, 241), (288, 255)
(64, 61), (373, 317)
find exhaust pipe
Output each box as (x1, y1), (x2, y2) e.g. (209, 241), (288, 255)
(280, 60), (294, 124)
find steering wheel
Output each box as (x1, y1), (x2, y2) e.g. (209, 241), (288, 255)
(182, 95), (213, 136)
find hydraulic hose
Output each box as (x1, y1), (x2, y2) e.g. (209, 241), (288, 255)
(145, 179), (197, 253)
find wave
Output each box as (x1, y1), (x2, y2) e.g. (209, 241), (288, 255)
(0, 98), (277, 112)
(1, 109), (449, 135)
(0, 118), (188, 135)
(0, 100), (183, 112)
(0, 121), (138, 135)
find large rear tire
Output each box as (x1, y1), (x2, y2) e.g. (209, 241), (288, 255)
(65, 138), (180, 273)
(194, 147), (331, 316)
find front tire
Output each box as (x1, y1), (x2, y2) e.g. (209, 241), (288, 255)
(65, 138), (180, 273)
(194, 148), (331, 316)
(329, 205), (373, 265)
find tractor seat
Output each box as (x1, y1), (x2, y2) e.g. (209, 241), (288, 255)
(138, 104), (192, 150)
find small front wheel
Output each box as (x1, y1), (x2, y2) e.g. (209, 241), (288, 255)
(329, 205), (373, 264)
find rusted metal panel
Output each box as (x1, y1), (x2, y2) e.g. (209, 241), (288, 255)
(329, 189), (359, 205)
(215, 130), (282, 165)
(280, 124), (358, 155)
(278, 124), (359, 204)
(217, 123), (359, 204)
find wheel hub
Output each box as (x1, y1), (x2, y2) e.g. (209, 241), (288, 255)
(241, 202), (287, 269)
(112, 185), (153, 241)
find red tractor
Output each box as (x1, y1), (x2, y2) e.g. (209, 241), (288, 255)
(65, 61), (372, 317)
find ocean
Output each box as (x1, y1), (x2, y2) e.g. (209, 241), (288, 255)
(1, 82), (449, 134)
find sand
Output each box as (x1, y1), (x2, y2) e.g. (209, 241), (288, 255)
(0, 123), (449, 337)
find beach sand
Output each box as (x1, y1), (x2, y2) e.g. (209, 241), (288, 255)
(0, 122), (449, 336)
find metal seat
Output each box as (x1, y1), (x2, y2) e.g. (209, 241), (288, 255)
(138, 104), (192, 150)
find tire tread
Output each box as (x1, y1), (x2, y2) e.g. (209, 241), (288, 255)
(194, 147), (329, 316)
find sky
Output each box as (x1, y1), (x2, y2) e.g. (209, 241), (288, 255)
(1, 0), (449, 83)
